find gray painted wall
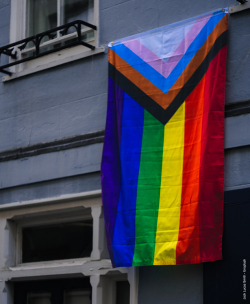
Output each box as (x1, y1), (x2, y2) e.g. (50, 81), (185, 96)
(0, 143), (103, 189)
(0, 1), (250, 190)
(0, 0), (250, 303)
(0, 172), (101, 205)
(0, 0), (250, 192)
(0, 56), (107, 151)
(138, 264), (203, 304)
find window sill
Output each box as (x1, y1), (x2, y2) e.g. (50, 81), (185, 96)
(13, 257), (92, 270)
(2, 45), (105, 82)
(4, 259), (126, 280)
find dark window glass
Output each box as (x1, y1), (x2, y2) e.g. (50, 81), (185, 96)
(14, 278), (91, 304)
(116, 281), (130, 304)
(27, 291), (51, 304)
(61, 0), (94, 25)
(22, 220), (93, 263)
(26, 0), (94, 37)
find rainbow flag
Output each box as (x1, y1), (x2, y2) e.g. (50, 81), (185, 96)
(101, 9), (228, 267)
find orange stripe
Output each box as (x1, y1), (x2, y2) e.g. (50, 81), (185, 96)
(175, 74), (205, 264)
(165, 14), (228, 105)
(109, 49), (170, 109)
(109, 15), (228, 110)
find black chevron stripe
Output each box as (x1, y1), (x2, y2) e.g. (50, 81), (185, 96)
(109, 30), (228, 125)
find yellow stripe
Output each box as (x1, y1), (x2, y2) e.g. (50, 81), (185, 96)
(153, 102), (185, 265)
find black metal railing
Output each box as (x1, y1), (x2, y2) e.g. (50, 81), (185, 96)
(0, 20), (97, 76)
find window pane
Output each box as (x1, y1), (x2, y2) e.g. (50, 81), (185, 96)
(27, 292), (51, 304)
(116, 281), (130, 304)
(61, 0), (94, 26)
(64, 290), (91, 304)
(26, 0), (57, 37)
(14, 278), (91, 304)
(22, 220), (93, 263)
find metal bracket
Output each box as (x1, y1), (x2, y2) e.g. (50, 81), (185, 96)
(229, 1), (250, 14)
(0, 20), (97, 76)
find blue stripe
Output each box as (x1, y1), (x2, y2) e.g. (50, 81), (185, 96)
(113, 44), (166, 92)
(111, 11), (225, 93)
(112, 93), (144, 267)
(166, 11), (225, 91)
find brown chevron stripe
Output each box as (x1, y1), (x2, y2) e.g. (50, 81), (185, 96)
(109, 30), (227, 125)
(108, 49), (169, 109)
(109, 14), (228, 110)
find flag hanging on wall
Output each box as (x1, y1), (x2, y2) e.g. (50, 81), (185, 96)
(101, 9), (228, 267)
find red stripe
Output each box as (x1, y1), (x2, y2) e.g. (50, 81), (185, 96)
(176, 75), (205, 264)
(198, 46), (226, 262)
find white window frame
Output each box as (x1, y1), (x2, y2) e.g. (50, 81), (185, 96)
(3, 0), (105, 82)
(0, 191), (139, 304)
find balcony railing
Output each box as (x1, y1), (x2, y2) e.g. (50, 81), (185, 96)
(0, 20), (97, 76)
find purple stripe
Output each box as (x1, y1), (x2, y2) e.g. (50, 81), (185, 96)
(124, 13), (212, 78)
(101, 78), (124, 266)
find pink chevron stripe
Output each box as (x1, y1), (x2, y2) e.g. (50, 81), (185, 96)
(124, 13), (212, 78)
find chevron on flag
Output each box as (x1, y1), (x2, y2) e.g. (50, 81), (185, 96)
(101, 9), (228, 267)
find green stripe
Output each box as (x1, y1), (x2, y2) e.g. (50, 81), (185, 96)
(132, 110), (165, 266)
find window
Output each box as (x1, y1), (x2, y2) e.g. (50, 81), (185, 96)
(14, 277), (91, 304)
(22, 219), (93, 263)
(26, 0), (94, 46)
(14, 206), (94, 265)
(26, 0), (93, 35)
(0, 192), (138, 304)
(5, 0), (104, 81)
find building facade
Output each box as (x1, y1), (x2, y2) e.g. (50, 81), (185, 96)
(0, 0), (249, 303)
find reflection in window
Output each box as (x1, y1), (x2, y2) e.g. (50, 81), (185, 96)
(26, 0), (57, 37)
(26, 0), (94, 37)
(61, 0), (94, 26)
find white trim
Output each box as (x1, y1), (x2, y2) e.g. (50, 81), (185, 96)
(16, 258), (91, 269)
(0, 188), (138, 303)
(0, 190), (102, 210)
(23, 0), (27, 38)
(3, 260), (127, 280)
(57, 0), (61, 33)
(128, 267), (139, 304)
(229, 2), (250, 14)
(93, 0), (99, 47)
(10, 0), (23, 44)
